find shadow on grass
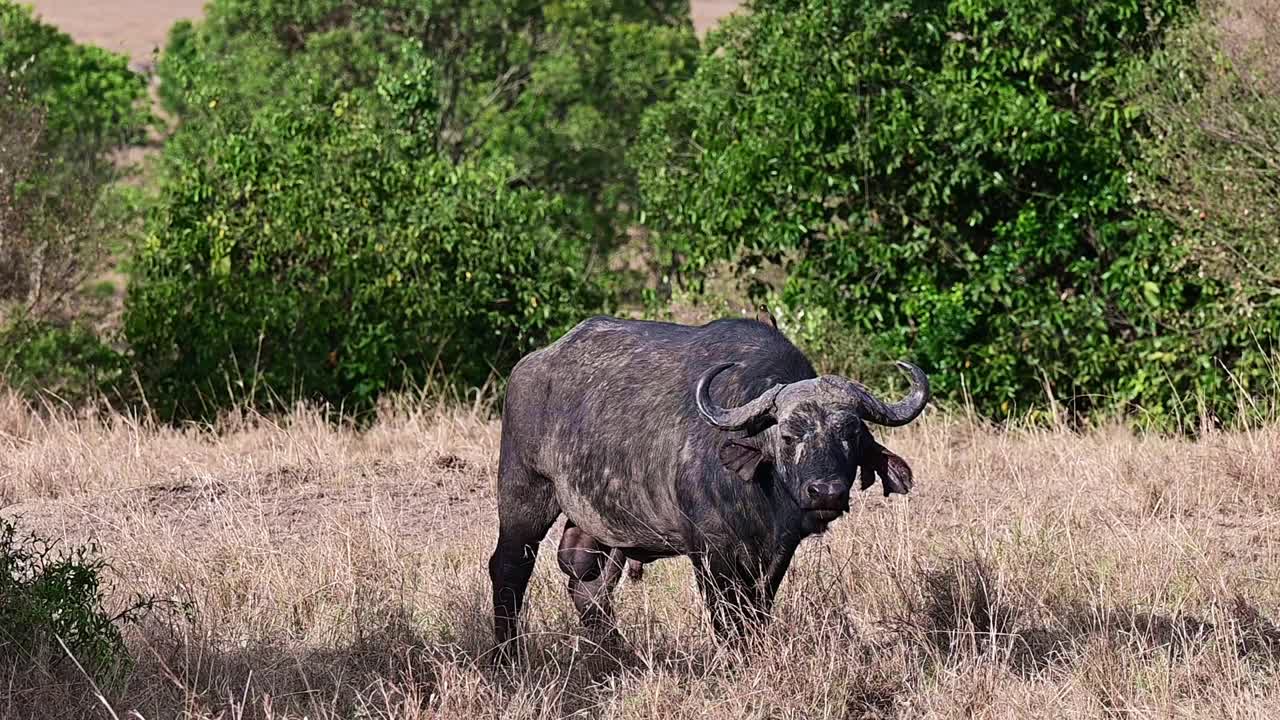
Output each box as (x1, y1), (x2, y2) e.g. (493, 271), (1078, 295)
(893, 555), (1280, 678)
(18, 601), (646, 719)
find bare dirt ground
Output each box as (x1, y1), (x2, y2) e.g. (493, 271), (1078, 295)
(26, 0), (740, 65)
(24, 0), (205, 66)
(3, 390), (1280, 718)
(690, 0), (742, 35)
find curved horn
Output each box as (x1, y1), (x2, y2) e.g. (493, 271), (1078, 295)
(695, 362), (783, 431)
(844, 361), (930, 427)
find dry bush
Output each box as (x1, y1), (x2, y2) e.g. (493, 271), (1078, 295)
(1132, 0), (1280, 300)
(0, 90), (115, 324)
(2, 393), (1280, 718)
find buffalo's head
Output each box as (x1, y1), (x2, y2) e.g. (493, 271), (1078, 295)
(695, 362), (927, 531)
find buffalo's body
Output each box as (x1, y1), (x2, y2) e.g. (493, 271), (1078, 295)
(488, 315), (926, 655)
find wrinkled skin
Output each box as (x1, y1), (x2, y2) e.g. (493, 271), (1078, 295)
(488, 316), (926, 661)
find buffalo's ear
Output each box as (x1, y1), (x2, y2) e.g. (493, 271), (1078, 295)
(860, 441), (914, 496)
(721, 439), (765, 482)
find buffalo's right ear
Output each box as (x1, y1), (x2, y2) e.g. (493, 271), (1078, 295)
(720, 439), (765, 482)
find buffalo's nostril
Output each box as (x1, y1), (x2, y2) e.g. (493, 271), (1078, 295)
(806, 482), (850, 505)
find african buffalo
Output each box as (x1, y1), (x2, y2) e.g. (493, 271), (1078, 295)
(488, 315), (928, 657)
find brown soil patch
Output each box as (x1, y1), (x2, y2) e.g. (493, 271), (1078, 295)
(25, 0), (205, 65)
(27, 0), (741, 65)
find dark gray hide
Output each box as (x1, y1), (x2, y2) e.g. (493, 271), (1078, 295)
(488, 316), (928, 659)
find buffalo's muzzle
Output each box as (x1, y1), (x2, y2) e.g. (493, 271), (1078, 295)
(804, 481), (850, 512)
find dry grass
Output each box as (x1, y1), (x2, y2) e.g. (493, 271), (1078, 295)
(2, 391), (1280, 719)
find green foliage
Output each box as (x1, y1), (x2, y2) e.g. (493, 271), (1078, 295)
(0, 318), (126, 405)
(0, 5), (146, 409)
(0, 517), (138, 674)
(131, 0), (699, 418)
(0, 0), (150, 148)
(156, 0), (698, 249)
(127, 60), (601, 418)
(153, 18), (198, 116)
(634, 0), (1278, 426)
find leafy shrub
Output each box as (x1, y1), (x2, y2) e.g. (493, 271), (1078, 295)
(0, 5), (147, 407)
(126, 58), (601, 418)
(633, 0), (1279, 426)
(0, 0), (150, 148)
(0, 517), (138, 674)
(153, 18), (197, 117)
(0, 317), (126, 405)
(155, 0), (698, 251)
(131, 1), (698, 418)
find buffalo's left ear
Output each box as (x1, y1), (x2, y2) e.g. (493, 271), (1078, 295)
(860, 440), (914, 496)
(721, 439), (766, 482)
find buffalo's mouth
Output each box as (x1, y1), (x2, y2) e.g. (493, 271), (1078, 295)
(805, 507), (844, 522)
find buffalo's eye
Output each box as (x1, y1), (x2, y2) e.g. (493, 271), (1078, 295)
(780, 433), (798, 447)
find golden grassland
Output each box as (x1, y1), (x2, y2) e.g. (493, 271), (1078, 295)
(2, 389), (1279, 719)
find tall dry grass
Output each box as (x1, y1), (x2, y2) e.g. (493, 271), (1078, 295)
(2, 389), (1280, 718)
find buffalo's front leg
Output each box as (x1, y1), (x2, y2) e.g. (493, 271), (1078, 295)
(691, 551), (793, 641)
(691, 561), (757, 640)
(557, 522), (627, 650)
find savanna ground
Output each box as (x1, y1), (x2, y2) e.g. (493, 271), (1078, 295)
(3, 387), (1280, 718)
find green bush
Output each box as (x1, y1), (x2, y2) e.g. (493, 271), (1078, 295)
(130, 0), (699, 418)
(0, 318), (126, 405)
(155, 0), (698, 251)
(0, 0), (150, 148)
(0, 4), (148, 407)
(126, 58), (601, 418)
(634, 0), (1277, 427)
(0, 517), (138, 674)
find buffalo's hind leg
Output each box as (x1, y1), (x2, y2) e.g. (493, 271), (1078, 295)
(557, 522), (628, 655)
(489, 462), (560, 664)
